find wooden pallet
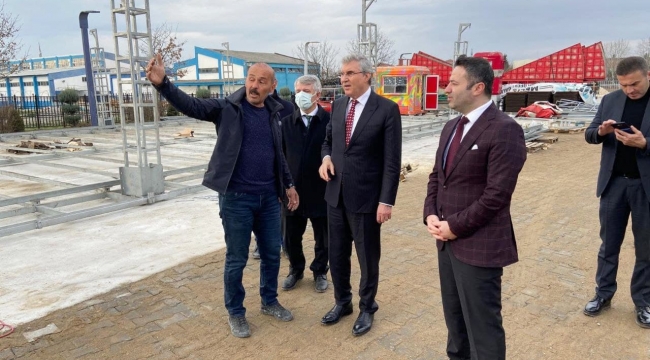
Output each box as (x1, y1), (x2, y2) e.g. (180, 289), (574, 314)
(551, 127), (587, 134)
(537, 136), (559, 144)
(525, 142), (548, 153)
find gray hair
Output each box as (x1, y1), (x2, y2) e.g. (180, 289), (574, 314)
(342, 53), (374, 74)
(294, 75), (322, 92)
(616, 56), (649, 76)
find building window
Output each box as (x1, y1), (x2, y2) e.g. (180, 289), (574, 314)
(288, 68), (302, 73)
(199, 67), (219, 74)
(59, 59), (70, 67)
(73, 58), (84, 67)
(10, 82), (19, 87)
(33, 62), (43, 69)
(0, 83), (5, 88)
(38, 81), (48, 86)
(45, 60), (56, 69)
(383, 76), (408, 94)
(22, 63), (31, 70)
(82, 77), (87, 82)
(23, 82), (33, 86)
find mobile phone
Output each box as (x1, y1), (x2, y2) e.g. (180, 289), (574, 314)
(611, 122), (630, 129)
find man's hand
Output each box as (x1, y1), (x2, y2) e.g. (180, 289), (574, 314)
(426, 215), (441, 238)
(319, 157), (335, 181)
(597, 119), (617, 136)
(615, 126), (647, 149)
(435, 221), (458, 241)
(286, 187), (299, 211)
(376, 204), (392, 224)
(145, 53), (166, 86)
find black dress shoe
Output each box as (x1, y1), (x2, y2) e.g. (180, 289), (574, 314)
(321, 302), (353, 325)
(636, 306), (650, 328)
(314, 274), (328, 293)
(352, 312), (374, 336)
(282, 272), (303, 290)
(583, 295), (611, 316)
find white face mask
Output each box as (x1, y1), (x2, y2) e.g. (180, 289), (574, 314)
(294, 91), (315, 111)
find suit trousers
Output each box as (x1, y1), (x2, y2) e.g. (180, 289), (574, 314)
(596, 176), (650, 305)
(439, 246), (505, 360)
(328, 197), (381, 313)
(285, 215), (329, 276)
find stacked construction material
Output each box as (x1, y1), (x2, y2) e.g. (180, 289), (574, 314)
(502, 42), (605, 83)
(526, 92), (553, 105)
(504, 93), (528, 112)
(553, 91), (582, 103)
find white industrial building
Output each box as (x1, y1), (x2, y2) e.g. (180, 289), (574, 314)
(1, 52), (140, 98)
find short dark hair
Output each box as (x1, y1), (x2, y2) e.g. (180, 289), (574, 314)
(616, 56), (649, 76)
(454, 55), (494, 96)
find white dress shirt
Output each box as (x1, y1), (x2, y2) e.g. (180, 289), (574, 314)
(346, 87), (372, 136)
(443, 100), (494, 167)
(300, 106), (319, 127)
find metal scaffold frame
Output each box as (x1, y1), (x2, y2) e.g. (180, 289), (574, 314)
(90, 29), (114, 127)
(111, 0), (164, 197)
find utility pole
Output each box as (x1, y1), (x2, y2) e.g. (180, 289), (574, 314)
(303, 41), (320, 75)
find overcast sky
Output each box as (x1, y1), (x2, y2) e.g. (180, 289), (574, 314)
(5, 0), (650, 65)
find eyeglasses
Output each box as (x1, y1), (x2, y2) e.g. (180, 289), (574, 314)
(337, 71), (364, 79)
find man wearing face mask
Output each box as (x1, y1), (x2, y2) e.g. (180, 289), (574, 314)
(281, 75), (331, 292)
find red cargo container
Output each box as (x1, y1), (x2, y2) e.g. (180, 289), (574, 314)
(410, 51), (452, 88)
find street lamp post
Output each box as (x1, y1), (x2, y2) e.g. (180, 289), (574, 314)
(304, 41), (320, 75)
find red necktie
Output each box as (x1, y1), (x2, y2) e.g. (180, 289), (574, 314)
(345, 99), (358, 146)
(445, 116), (470, 177)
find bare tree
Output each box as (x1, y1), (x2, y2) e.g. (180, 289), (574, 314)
(345, 29), (397, 67)
(603, 39), (631, 79)
(293, 40), (340, 79)
(0, 1), (26, 79)
(140, 22), (187, 78)
(637, 37), (650, 62)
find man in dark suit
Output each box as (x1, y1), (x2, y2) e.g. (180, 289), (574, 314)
(584, 56), (650, 328)
(319, 54), (402, 336)
(423, 55), (527, 359)
(281, 75), (330, 293)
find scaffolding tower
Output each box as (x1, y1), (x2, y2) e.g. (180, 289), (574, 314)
(111, 0), (163, 197)
(90, 29), (114, 127)
(358, 0), (378, 68)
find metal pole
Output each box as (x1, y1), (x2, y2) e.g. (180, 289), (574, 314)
(304, 41), (319, 75)
(79, 11), (100, 127)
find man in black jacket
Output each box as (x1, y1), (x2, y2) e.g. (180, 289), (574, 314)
(584, 56), (650, 328)
(145, 54), (299, 338)
(252, 88), (296, 260)
(281, 75), (330, 293)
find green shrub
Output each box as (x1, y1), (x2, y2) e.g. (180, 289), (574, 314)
(0, 106), (25, 133)
(58, 89), (82, 127)
(279, 87), (291, 101)
(166, 103), (179, 116)
(58, 89), (79, 104)
(64, 115), (82, 126)
(195, 88), (211, 99)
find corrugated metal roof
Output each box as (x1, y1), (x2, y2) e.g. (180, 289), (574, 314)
(207, 49), (315, 66)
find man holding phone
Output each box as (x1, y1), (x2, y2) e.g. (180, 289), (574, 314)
(585, 56), (650, 328)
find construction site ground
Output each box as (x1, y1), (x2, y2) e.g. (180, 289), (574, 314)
(1, 122), (649, 359)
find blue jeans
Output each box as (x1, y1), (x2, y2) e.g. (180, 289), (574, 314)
(218, 192), (282, 316)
